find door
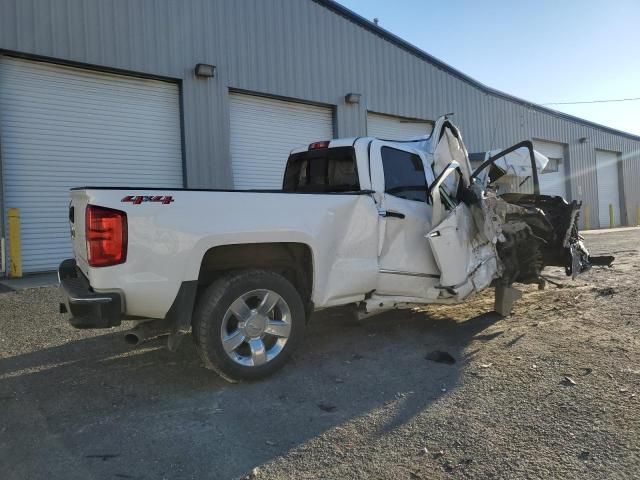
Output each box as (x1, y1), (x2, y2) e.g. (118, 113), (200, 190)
(0, 57), (183, 273)
(427, 163), (498, 299)
(369, 141), (439, 297)
(595, 150), (621, 228)
(533, 140), (568, 198)
(229, 93), (333, 189)
(367, 112), (433, 140)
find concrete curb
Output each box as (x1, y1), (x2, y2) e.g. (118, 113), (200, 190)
(582, 226), (640, 234)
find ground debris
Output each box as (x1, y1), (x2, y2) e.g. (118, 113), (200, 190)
(317, 402), (337, 412)
(85, 453), (120, 461)
(425, 351), (456, 365)
(243, 467), (261, 480)
(578, 451), (590, 460)
(561, 376), (577, 386)
(593, 286), (616, 297)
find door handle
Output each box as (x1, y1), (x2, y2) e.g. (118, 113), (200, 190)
(379, 210), (405, 219)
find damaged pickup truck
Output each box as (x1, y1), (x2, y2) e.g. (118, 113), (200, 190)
(59, 117), (612, 381)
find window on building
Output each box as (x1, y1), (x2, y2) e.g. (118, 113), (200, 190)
(381, 147), (428, 202)
(543, 157), (561, 173)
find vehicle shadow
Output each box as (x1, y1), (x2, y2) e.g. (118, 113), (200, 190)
(0, 306), (503, 480)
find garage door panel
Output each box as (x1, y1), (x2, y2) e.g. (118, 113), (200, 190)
(367, 112), (432, 140)
(1, 118), (182, 134)
(230, 93), (333, 189)
(0, 74), (179, 102)
(595, 150), (621, 228)
(1, 57), (183, 272)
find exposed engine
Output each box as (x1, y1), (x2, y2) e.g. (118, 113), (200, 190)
(465, 184), (613, 288)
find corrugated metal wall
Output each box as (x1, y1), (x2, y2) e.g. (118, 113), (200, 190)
(0, 0), (639, 228)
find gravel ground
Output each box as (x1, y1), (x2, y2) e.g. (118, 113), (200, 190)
(0, 229), (638, 479)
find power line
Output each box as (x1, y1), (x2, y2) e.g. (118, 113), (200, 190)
(542, 97), (640, 106)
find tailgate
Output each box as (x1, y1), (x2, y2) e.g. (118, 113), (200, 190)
(69, 190), (90, 273)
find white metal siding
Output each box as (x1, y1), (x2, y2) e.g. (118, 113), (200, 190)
(533, 140), (568, 199)
(229, 93), (333, 189)
(367, 112), (433, 140)
(0, 57), (183, 272)
(595, 150), (621, 228)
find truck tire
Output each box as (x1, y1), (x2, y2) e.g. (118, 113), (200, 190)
(193, 269), (306, 382)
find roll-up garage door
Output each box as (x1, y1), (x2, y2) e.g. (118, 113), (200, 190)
(595, 150), (621, 228)
(533, 140), (568, 199)
(229, 93), (333, 189)
(367, 112), (432, 140)
(0, 57), (183, 273)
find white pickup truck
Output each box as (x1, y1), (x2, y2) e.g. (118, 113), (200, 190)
(59, 118), (611, 381)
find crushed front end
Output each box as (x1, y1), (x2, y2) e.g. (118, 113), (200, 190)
(469, 141), (614, 295)
(490, 193), (613, 285)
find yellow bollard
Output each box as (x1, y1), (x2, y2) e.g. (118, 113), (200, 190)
(583, 205), (590, 230)
(8, 208), (22, 278)
(609, 204), (614, 229)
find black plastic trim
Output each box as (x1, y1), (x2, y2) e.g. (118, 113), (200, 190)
(165, 280), (199, 335)
(58, 259), (122, 329)
(380, 210), (405, 219)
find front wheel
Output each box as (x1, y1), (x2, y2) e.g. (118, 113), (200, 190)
(193, 269), (306, 382)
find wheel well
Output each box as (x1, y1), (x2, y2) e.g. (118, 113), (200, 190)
(198, 243), (314, 303)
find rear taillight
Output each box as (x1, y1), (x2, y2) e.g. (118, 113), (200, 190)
(85, 205), (127, 267)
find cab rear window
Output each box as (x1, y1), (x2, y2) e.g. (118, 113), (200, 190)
(283, 147), (359, 192)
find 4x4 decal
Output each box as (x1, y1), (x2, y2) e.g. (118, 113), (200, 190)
(121, 195), (174, 205)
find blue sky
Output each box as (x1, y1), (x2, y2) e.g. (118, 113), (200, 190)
(337, 0), (640, 135)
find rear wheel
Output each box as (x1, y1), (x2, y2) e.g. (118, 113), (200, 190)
(193, 269), (306, 381)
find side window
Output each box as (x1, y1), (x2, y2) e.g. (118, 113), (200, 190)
(381, 147), (428, 202)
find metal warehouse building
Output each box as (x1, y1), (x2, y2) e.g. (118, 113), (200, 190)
(1, 0), (639, 274)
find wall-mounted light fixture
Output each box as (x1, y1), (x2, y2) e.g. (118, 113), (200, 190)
(195, 63), (216, 78)
(345, 93), (361, 104)
(579, 136), (589, 144)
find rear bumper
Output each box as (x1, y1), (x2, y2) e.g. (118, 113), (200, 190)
(58, 258), (122, 329)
